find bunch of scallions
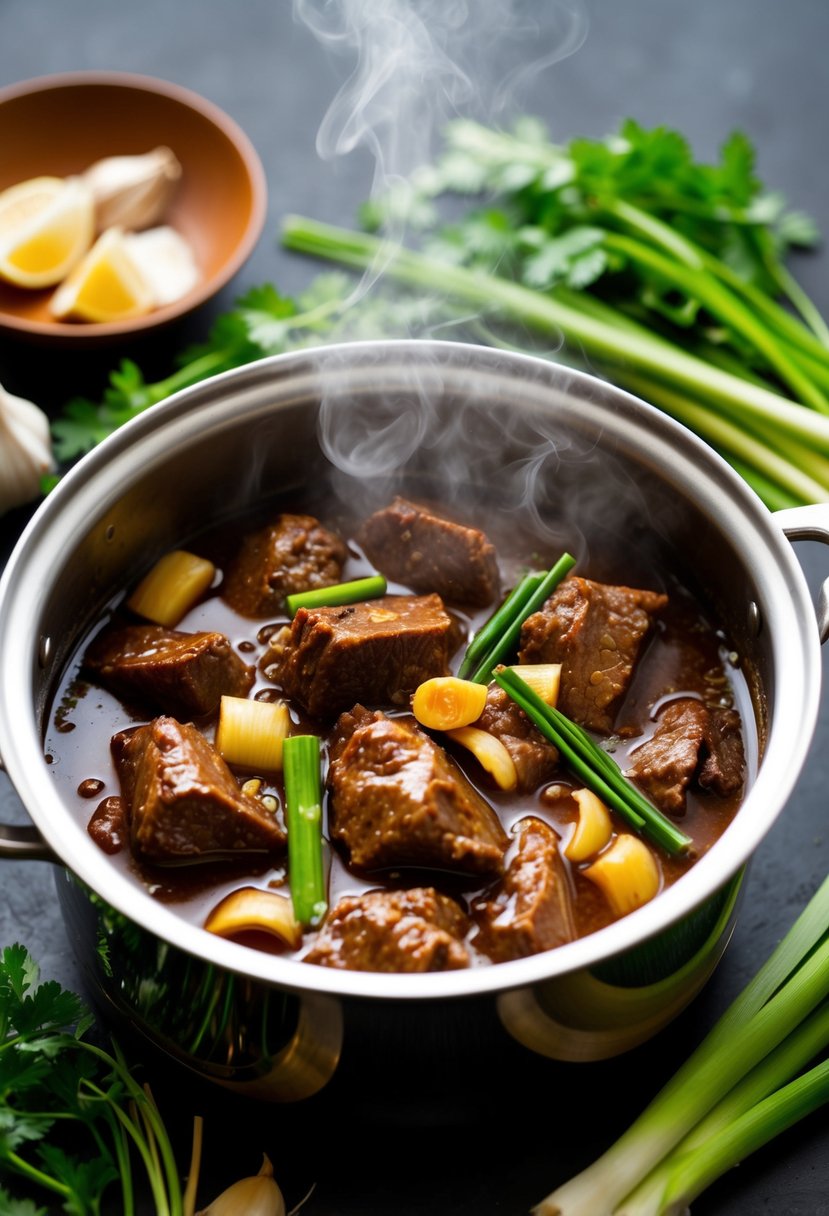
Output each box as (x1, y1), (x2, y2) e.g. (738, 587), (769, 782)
(281, 117), (829, 511)
(532, 874), (829, 1216)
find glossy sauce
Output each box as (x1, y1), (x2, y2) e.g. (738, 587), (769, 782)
(44, 500), (757, 966)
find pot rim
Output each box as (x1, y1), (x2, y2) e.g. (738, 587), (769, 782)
(0, 340), (820, 1000)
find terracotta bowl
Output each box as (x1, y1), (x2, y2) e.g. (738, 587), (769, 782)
(0, 71), (268, 344)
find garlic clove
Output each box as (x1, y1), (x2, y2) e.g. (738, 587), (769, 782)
(124, 225), (200, 306)
(196, 1154), (286, 1216)
(82, 146), (182, 232)
(0, 380), (54, 515)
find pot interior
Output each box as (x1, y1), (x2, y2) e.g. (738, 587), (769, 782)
(0, 341), (816, 1000)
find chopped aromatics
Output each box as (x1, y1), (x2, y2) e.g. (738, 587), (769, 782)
(283, 734), (327, 927)
(506, 662), (561, 705)
(285, 573), (387, 616)
(215, 695), (290, 771)
(204, 886), (301, 948)
(583, 833), (661, 917)
(564, 788), (613, 862)
(412, 675), (488, 730)
(126, 549), (216, 626)
(447, 725), (519, 791)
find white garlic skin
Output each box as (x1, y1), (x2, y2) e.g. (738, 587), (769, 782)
(0, 381), (54, 515)
(196, 1154), (286, 1216)
(82, 146), (182, 232)
(124, 225), (200, 306)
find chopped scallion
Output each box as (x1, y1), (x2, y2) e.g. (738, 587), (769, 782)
(285, 574), (387, 617)
(282, 734), (327, 927)
(494, 665), (692, 856)
(458, 572), (544, 678)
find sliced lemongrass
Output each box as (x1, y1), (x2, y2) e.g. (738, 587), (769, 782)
(283, 735), (327, 927)
(458, 571), (543, 678)
(285, 574), (386, 616)
(412, 676), (488, 730)
(126, 549), (215, 626)
(564, 788), (612, 862)
(216, 696), (290, 771)
(533, 877), (829, 1216)
(470, 553), (576, 683)
(204, 888), (301, 949)
(507, 662), (561, 705)
(447, 725), (517, 791)
(582, 834), (660, 917)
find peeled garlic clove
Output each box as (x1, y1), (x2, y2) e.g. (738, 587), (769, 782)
(82, 146), (182, 232)
(0, 380), (54, 515)
(197, 1154), (286, 1216)
(124, 225), (200, 306)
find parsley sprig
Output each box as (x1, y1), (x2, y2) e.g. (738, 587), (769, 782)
(0, 944), (191, 1215)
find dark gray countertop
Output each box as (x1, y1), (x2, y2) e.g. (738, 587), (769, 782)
(1, 2), (828, 1212)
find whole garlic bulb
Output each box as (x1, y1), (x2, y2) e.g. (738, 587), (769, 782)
(82, 146), (182, 232)
(0, 381), (54, 515)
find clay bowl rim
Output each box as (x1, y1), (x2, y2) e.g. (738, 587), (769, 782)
(0, 69), (268, 344)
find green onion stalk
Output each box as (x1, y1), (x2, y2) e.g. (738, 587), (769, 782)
(282, 734), (328, 927)
(281, 216), (829, 509)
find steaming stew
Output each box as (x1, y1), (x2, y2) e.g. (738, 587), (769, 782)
(45, 495), (752, 973)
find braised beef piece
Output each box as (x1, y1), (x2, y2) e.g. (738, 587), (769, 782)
(627, 697), (745, 814)
(305, 887), (470, 972)
(473, 686), (560, 792)
(519, 576), (668, 734)
(359, 497), (500, 607)
(473, 817), (575, 962)
(270, 594), (461, 718)
(222, 513), (347, 617)
(111, 716), (285, 863)
(84, 624), (254, 718)
(328, 706), (508, 876)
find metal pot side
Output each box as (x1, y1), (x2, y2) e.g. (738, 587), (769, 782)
(0, 341), (823, 1090)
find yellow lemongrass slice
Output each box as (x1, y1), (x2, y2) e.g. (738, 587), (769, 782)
(447, 726), (518, 791)
(507, 662), (562, 705)
(584, 834), (661, 918)
(564, 787), (613, 862)
(204, 887), (301, 949)
(216, 696), (290, 771)
(0, 175), (94, 288)
(412, 676), (488, 730)
(126, 549), (215, 626)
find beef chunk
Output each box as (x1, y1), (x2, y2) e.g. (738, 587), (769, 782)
(473, 817), (575, 962)
(222, 513), (347, 617)
(359, 497), (499, 607)
(84, 624), (254, 717)
(305, 887), (470, 972)
(473, 686), (560, 792)
(328, 707), (508, 876)
(112, 717), (285, 863)
(519, 576), (668, 734)
(627, 697), (745, 814)
(270, 594), (461, 718)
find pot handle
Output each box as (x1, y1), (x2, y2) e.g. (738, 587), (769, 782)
(775, 503), (829, 642)
(0, 753), (57, 862)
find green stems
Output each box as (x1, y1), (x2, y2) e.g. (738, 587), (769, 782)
(468, 555), (575, 683)
(494, 666), (691, 855)
(283, 734), (328, 927)
(285, 574), (387, 616)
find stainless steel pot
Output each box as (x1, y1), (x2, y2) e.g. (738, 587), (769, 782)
(1, 341), (827, 1100)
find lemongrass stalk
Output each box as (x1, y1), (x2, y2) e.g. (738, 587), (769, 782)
(285, 574), (387, 616)
(618, 371), (829, 504)
(601, 231), (829, 412)
(657, 1060), (829, 1215)
(532, 877), (829, 1216)
(282, 735), (327, 927)
(726, 458), (801, 511)
(618, 999), (829, 1216)
(183, 1116), (203, 1216)
(281, 216), (829, 456)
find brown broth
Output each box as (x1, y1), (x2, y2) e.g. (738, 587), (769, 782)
(43, 497), (756, 967)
